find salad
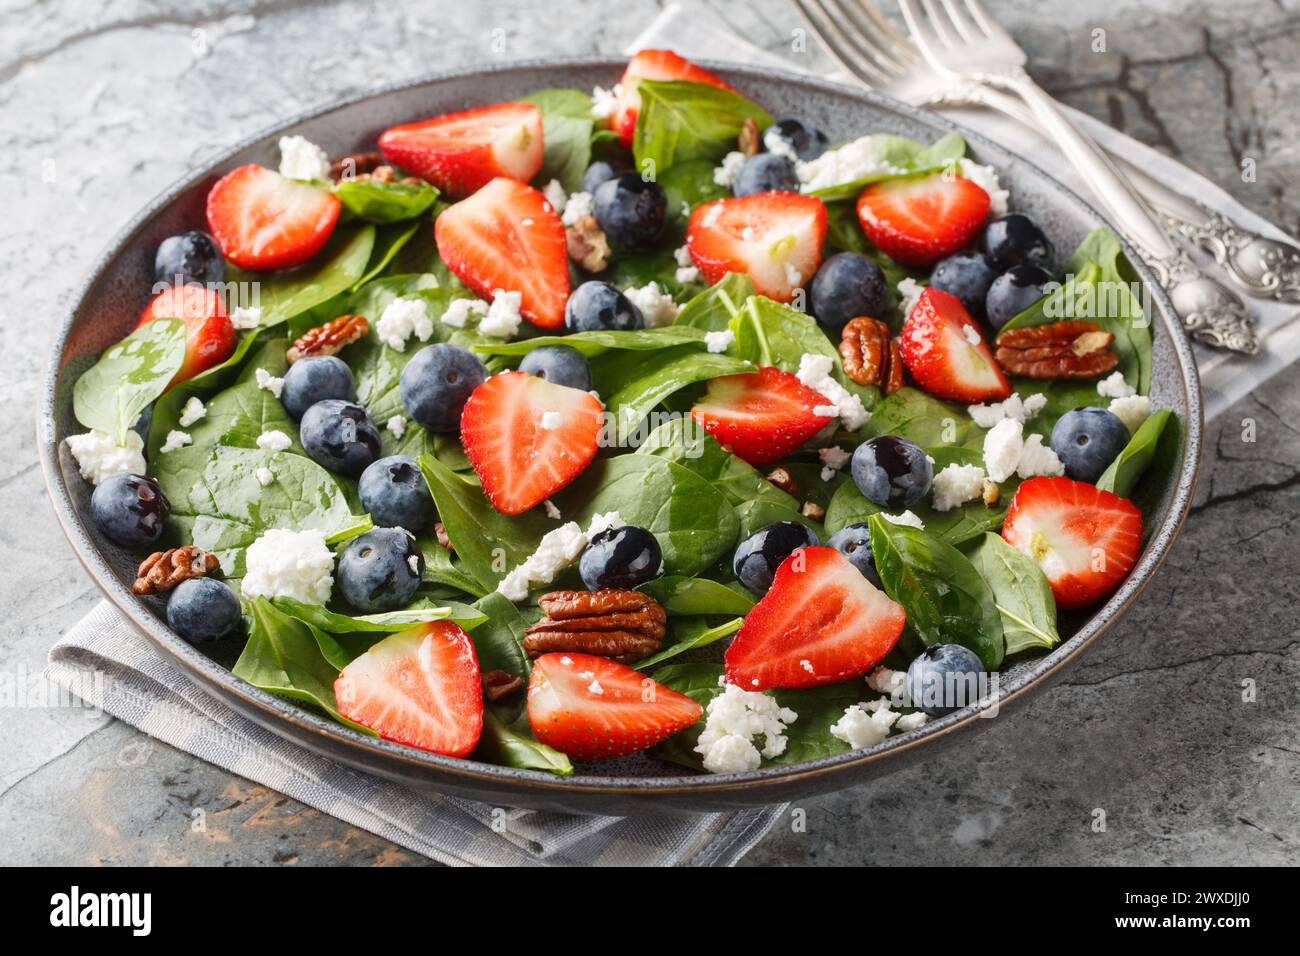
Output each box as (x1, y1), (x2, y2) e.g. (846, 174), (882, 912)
(65, 50), (1176, 777)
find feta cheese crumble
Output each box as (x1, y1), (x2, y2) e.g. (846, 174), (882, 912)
(897, 277), (924, 320)
(480, 289), (523, 339)
(229, 305), (262, 330)
(242, 528), (334, 604)
(376, 297), (434, 351)
(543, 499), (562, 520)
(1097, 371), (1136, 399)
(982, 418), (1025, 483)
(65, 429), (146, 485)
(540, 411), (564, 430)
(829, 703), (898, 749)
(931, 463), (987, 512)
(676, 265), (701, 284)
(591, 84), (621, 120)
(623, 282), (678, 328)
(257, 430), (292, 452)
(967, 392), (1046, 428)
(1109, 394), (1152, 431)
(881, 510), (925, 529)
(695, 683), (798, 774)
(442, 297), (489, 329)
(1016, 433), (1065, 479)
(672, 245), (701, 284)
(160, 430), (192, 454)
(795, 353), (870, 430)
(818, 445), (851, 481)
(958, 159), (1009, 217)
(961, 323), (982, 347)
(254, 367), (284, 398)
(561, 190), (593, 227)
(278, 135), (331, 182)
(255, 466), (275, 487)
(712, 150), (747, 188)
(704, 329), (735, 353)
(542, 178), (568, 216)
(795, 134), (907, 193)
(763, 126), (798, 161)
(178, 396), (207, 428)
(496, 512), (624, 601)
(407, 554), (421, 577)
(895, 711), (929, 732)
(866, 666), (907, 699)
(386, 415), (407, 439)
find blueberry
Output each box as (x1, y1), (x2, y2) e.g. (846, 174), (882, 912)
(281, 355), (355, 421)
(985, 263), (1055, 330)
(581, 158), (633, 194)
(166, 578), (241, 643)
(809, 252), (889, 335)
(906, 644), (985, 717)
(299, 399), (381, 478)
(519, 344), (593, 391)
(336, 528), (424, 613)
(1050, 407), (1131, 483)
(732, 153), (799, 197)
(90, 473), (169, 549)
(154, 230), (225, 287)
(359, 455), (436, 530)
(399, 343), (487, 433)
(979, 214), (1054, 272)
(851, 436), (933, 510)
(826, 523), (882, 588)
(592, 173), (667, 251)
(578, 525), (663, 590)
(930, 253), (996, 320)
(763, 118), (829, 162)
(732, 520), (820, 596)
(565, 281), (644, 332)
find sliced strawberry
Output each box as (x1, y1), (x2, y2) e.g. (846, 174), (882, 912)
(434, 177), (569, 330)
(690, 366), (833, 467)
(607, 50), (734, 148)
(725, 546), (906, 691)
(379, 101), (544, 200)
(855, 172), (990, 268)
(1002, 477), (1143, 610)
(460, 371), (603, 515)
(899, 287), (1011, 403)
(205, 164), (341, 271)
(333, 621), (483, 757)
(686, 193), (826, 302)
(527, 653), (703, 762)
(136, 285), (235, 388)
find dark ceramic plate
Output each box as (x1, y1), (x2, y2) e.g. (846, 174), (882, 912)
(38, 58), (1202, 815)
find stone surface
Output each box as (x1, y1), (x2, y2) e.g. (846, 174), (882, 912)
(1, 0), (1298, 866)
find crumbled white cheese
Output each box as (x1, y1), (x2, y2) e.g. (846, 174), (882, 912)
(881, 510), (925, 529)
(561, 190), (593, 227)
(829, 703), (899, 749)
(894, 711), (929, 732)
(813, 404), (838, 418)
(386, 415), (407, 439)
(866, 666), (907, 699)
(590, 84), (621, 120)
(983, 418), (1025, 483)
(932, 463), (987, 512)
(1109, 394), (1152, 432)
(673, 245), (694, 268)
(958, 158), (1009, 217)
(587, 679), (604, 696)
(967, 392), (1046, 428)
(1016, 433), (1065, 479)
(713, 150), (747, 188)
(542, 178), (568, 216)
(65, 429), (146, 485)
(704, 329), (735, 353)
(1097, 371), (1136, 399)
(442, 297), (489, 329)
(178, 396), (207, 428)
(897, 277), (924, 320)
(229, 305), (262, 330)
(376, 297), (434, 351)
(496, 512), (624, 601)
(242, 528), (334, 604)
(543, 499), (562, 520)
(623, 282), (678, 328)
(407, 554), (421, 577)
(257, 430), (292, 452)
(695, 683), (798, 774)
(673, 245), (701, 283)
(961, 323), (982, 347)
(587, 510), (624, 537)
(540, 411), (564, 430)
(255, 466), (275, 487)
(676, 266), (701, 284)
(160, 429), (192, 454)
(818, 445), (852, 482)
(278, 135), (331, 182)
(795, 134), (907, 192)
(254, 367), (284, 398)
(763, 126), (799, 161)
(479, 289), (523, 339)
(795, 353), (870, 431)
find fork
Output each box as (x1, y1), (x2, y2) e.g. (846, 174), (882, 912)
(793, 0), (1263, 352)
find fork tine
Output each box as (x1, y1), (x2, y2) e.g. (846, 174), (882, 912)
(938, 0), (979, 43)
(960, 0), (1006, 39)
(793, 0), (895, 86)
(822, 0), (915, 77)
(918, 0), (959, 49)
(897, 0), (947, 62)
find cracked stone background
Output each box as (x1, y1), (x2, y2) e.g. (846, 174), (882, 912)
(1, 0), (1297, 866)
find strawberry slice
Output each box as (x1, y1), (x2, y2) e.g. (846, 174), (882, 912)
(379, 101), (544, 200)
(333, 621), (483, 757)
(725, 546), (906, 691)
(690, 366), (834, 467)
(606, 50), (734, 148)
(460, 371), (604, 515)
(527, 653), (703, 762)
(136, 285), (236, 388)
(1001, 477), (1143, 610)
(205, 164), (341, 271)
(435, 177), (569, 330)
(855, 172), (990, 268)
(899, 287), (1011, 403)
(686, 193), (827, 302)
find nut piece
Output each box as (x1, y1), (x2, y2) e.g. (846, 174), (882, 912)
(766, 466), (800, 497)
(995, 320), (1119, 379)
(434, 522), (454, 552)
(329, 151), (421, 185)
(482, 670), (524, 703)
(801, 500), (826, 521)
(524, 589), (666, 662)
(981, 479), (1000, 507)
(738, 117), (762, 157)
(133, 546), (220, 595)
(840, 317), (903, 394)
(566, 215), (611, 273)
(287, 314), (369, 363)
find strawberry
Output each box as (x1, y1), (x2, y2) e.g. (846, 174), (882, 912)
(606, 50), (734, 147)
(136, 285), (235, 388)
(855, 172), (990, 268)
(333, 621), (483, 757)
(686, 193), (827, 302)
(527, 653), (703, 762)
(204, 164), (341, 271)
(434, 177), (569, 330)
(1001, 477), (1143, 610)
(460, 371), (604, 515)
(379, 101), (544, 199)
(725, 546), (906, 691)
(899, 287), (1011, 403)
(690, 366), (833, 467)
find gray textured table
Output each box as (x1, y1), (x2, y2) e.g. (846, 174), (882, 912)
(3, 0), (1297, 866)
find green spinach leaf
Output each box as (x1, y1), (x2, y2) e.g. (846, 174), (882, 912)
(633, 80), (772, 175)
(674, 272), (754, 333)
(74, 319), (187, 444)
(473, 326), (709, 358)
(1097, 409), (1173, 498)
(636, 417), (797, 510)
(808, 132), (967, 202)
(468, 591), (539, 678)
(636, 576), (754, 616)
(734, 498), (824, 541)
(335, 180), (438, 223)
(229, 224), (375, 326)
(476, 705), (573, 775)
(634, 617), (744, 670)
(967, 532), (1059, 656)
(824, 473), (1004, 545)
(522, 88), (595, 193)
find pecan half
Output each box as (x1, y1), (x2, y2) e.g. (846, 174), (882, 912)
(995, 320), (1119, 379)
(329, 151), (383, 180)
(434, 522), (454, 552)
(981, 479), (1000, 507)
(524, 590), (666, 662)
(840, 317), (903, 394)
(482, 670), (524, 703)
(133, 546), (220, 595)
(766, 466), (800, 497)
(738, 117), (762, 157)
(566, 215), (610, 273)
(801, 500), (826, 521)
(287, 314), (369, 363)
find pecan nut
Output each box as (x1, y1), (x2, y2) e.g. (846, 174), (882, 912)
(482, 669), (524, 703)
(566, 215), (611, 273)
(287, 314), (369, 363)
(840, 317), (903, 394)
(766, 466), (800, 497)
(995, 320), (1119, 379)
(329, 151), (383, 180)
(434, 522), (454, 552)
(738, 117), (762, 157)
(524, 590), (666, 662)
(801, 500), (826, 522)
(133, 546), (220, 595)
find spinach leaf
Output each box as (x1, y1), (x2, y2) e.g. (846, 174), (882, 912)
(633, 80), (773, 175)
(229, 224), (375, 326)
(731, 294), (837, 373)
(351, 220), (423, 292)
(637, 576), (754, 616)
(824, 472), (1004, 545)
(270, 597), (486, 633)
(862, 387), (983, 450)
(659, 159), (729, 227)
(472, 326), (709, 358)
(735, 498), (824, 541)
(636, 417), (797, 510)
(634, 617), (744, 670)
(476, 705), (573, 775)
(468, 591), (539, 678)
(1097, 409), (1173, 498)
(74, 319), (187, 444)
(674, 272), (754, 333)
(867, 514), (1004, 669)
(967, 532), (1059, 656)
(521, 88), (595, 193)
(601, 249), (688, 299)
(808, 132), (967, 202)
(334, 179), (439, 224)
(420, 539), (488, 598)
